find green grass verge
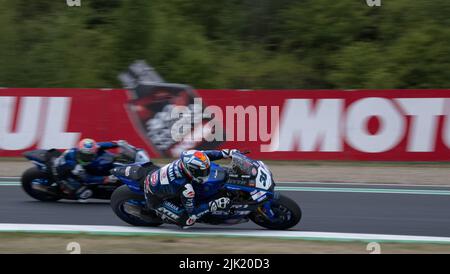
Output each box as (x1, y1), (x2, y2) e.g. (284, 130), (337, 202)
(0, 232), (449, 254)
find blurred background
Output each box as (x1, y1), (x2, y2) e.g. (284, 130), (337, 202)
(1, 0), (450, 254)
(0, 0), (449, 90)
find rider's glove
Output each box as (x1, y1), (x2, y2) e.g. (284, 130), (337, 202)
(116, 140), (135, 150)
(209, 197), (231, 212)
(221, 149), (240, 159)
(116, 140), (129, 147)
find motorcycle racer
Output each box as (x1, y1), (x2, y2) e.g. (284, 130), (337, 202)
(54, 138), (137, 199)
(143, 149), (239, 228)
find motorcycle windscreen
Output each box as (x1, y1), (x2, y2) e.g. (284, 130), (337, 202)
(230, 153), (258, 178)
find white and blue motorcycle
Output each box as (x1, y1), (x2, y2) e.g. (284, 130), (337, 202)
(110, 152), (302, 230)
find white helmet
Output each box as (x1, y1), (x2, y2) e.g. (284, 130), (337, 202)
(180, 150), (211, 184)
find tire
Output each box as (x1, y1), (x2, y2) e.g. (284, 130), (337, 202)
(110, 185), (163, 227)
(250, 194), (302, 230)
(21, 167), (61, 202)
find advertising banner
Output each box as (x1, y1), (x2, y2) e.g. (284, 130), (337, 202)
(1, 88), (450, 161)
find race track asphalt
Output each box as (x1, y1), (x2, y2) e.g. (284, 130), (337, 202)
(1, 180), (450, 237)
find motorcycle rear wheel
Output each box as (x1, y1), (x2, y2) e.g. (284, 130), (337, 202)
(110, 185), (163, 227)
(21, 167), (61, 202)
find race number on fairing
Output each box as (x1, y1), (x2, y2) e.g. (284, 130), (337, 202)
(255, 162), (272, 190)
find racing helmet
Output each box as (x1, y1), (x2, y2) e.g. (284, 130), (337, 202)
(180, 150), (211, 184)
(76, 138), (99, 165)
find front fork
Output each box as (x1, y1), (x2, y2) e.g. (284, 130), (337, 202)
(256, 188), (282, 219)
(257, 200), (276, 220)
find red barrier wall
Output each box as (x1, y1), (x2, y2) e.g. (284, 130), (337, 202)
(1, 88), (450, 161)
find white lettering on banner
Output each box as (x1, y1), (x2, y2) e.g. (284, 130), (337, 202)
(396, 98), (445, 152)
(346, 98), (405, 153)
(0, 96), (80, 151)
(39, 97), (80, 149)
(270, 97), (450, 153)
(0, 97), (42, 150)
(268, 99), (343, 152)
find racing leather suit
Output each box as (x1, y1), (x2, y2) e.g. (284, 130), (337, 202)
(143, 150), (230, 227)
(54, 141), (123, 197)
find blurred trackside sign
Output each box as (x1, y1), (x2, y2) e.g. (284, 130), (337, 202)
(0, 88), (159, 158)
(268, 98), (448, 153)
(1, 88), (450, 161)
(0, 96), (80, 150)
(196, 89), (450, 161)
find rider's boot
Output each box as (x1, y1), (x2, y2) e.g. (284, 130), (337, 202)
(76, 186), (93, 201)
(59, 178), (80, 196)
(60, 178), (92, 200)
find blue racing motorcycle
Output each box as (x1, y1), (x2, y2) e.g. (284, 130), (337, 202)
(110, 152), (302, 230)
(21, 145), (151, 202)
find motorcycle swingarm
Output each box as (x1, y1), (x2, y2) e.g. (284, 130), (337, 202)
(31, 183), (61, 196)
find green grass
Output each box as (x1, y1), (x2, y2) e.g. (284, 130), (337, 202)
(0, 232), (449, 254)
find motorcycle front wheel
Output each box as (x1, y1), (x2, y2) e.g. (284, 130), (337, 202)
(250, 194), (302, 230)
